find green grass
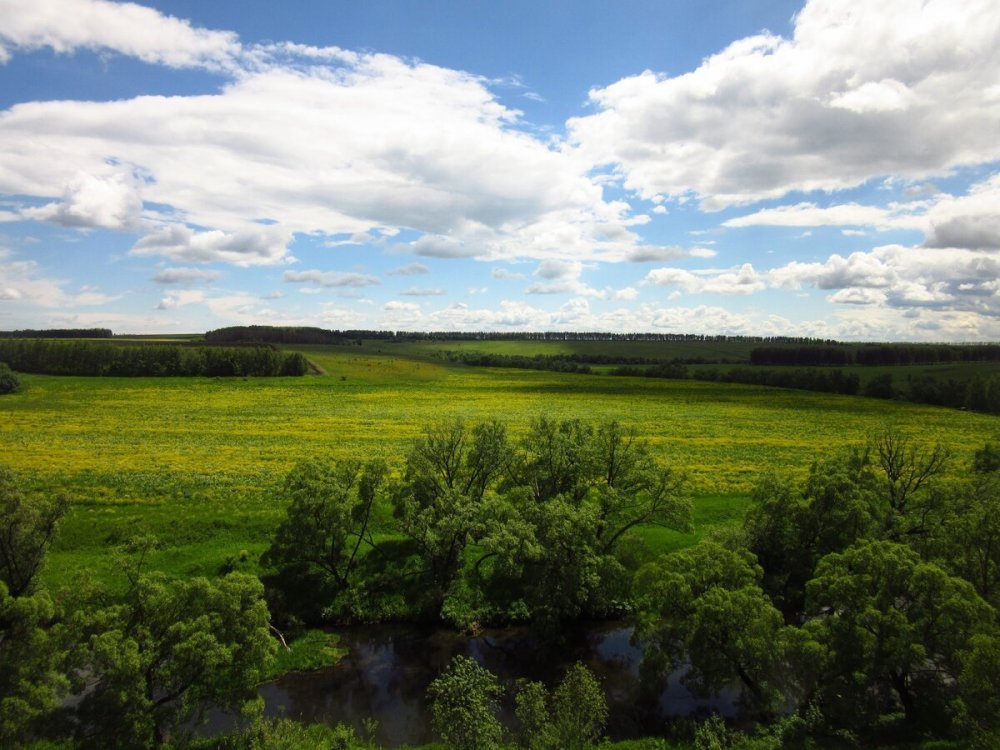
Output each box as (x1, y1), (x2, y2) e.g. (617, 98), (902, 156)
(0, 345), (996, 590)
(268, 629), (347, 678)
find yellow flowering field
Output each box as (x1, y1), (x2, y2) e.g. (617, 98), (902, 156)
(2, 346), (997, 585)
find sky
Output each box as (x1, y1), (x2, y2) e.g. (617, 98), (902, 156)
(0, 0), (998, 340)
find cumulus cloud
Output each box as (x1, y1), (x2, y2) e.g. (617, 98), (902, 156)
(408, 235), (481, 259)
(0, 0), (241, 71)
(644, 263), (765, 295)
(283, 269), (380, 287)
(152, 267), (222, 285)
(387, 262), (430, 276)
(625, 245), (686, 263)
(131, 224), (293, 266)
(534, 259), (581, 280)
(400, 287), (445, 296)
(0, 257), (67, 307)
(723, 201), (925, 231)
(768, 244), (1000, 315)
(21, 171), (143, 229)
(156, 289), (205, 309)
(491, 267), (525, 280)
(0, 41), (633, 264)
(568, 0), (1000, 209)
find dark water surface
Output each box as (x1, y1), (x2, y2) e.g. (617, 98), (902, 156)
(255, 622), (740, 747)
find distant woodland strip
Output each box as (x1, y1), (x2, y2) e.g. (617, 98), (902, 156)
(204, 324), (839, 345)
(0, 328), (113, 339)
(750, 343), (1000, 366)
(0, 339), (308, 377)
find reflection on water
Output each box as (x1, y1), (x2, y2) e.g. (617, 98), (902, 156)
(257, 622), (741, 747)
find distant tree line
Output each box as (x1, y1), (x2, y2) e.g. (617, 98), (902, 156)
(440, 351), (593, 374)
(0, 328), (113, 339)
(612, 364), (861, 396)
(0, 339), (308, 377)
(752, 343), (1000, 366)
(204, 324), (839, 345)
(862, 372), (1000, 414)
(204, 325), (361, 346)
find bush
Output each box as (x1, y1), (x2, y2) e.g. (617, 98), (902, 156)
(0, 362), (20, 394)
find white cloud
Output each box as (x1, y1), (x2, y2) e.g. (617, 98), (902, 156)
(0, 2), (748, 269)
(387, 262), (430, 276)
(132, 224), (293, 266)
(644, 263), (765, 295)
(384, 300), (420, 312)
(0, 257), (66, 307)
(723, 201), (925, 231)
(689, 247), (718, 259)
(152, 267), (222, 285)
(0, 0), (241, 71)
(400, 287), (445, 296)
(156, 289), (205, 309)
(491, 267), (524, 280)
(283, 269), (380, 287)
(568, 0), (1000, 209)
(769, 244), (1000, 315)
(615, 286), (639, 300)
(534, 259), (581, 280)
(21, 170), (143, 229)
(625, 245), (686, 263)
(408, 235), (481, 259)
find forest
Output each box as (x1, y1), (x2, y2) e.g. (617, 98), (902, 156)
(3, 417), (1000, 749)
(0, 339), (308, 378)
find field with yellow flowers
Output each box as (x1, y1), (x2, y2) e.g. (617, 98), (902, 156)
(2, 343), (997, 588)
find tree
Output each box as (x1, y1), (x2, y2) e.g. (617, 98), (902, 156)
(871, 428), (949, 540)
(743, 449), (878, 619)
(262, 458), (387, 620)
(634, 541), (788, 714)
(478, 418), (691, 626)
(76, 544), (276, 748)
(0, 361), (21, 394)
(427, 655), (503, 750)
(507, 419), (691, 552)
(0, 467), (69, 598)
(393, 420), (508, 611)
(0, 470), (70, 746)
(804, 539), (994, 733)
(0, 585), (69, 746)
(515, 663), (608, 750)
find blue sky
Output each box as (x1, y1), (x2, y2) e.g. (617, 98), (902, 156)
(0, 0), (998, 340)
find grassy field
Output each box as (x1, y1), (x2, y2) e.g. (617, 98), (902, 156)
(1, 344), (997, 590)
(374, 337), (760, 362)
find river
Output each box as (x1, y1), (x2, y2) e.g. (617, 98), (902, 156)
(254, 622), (742, 747)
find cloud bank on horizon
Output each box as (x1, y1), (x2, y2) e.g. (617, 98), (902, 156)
(0, 0), (998, 340)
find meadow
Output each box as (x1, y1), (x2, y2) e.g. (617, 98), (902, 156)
(1, 343), (997, 591)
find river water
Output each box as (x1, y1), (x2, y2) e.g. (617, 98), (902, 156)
(256, 622), (741, 747)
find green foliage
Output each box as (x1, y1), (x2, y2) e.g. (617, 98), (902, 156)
(0, 467), (69, 598)
(930, 472), (1000, 610)
(267, 629), (346, 678)
(211, 717), (375, 750)
(261, 458), (387, 622)
(75, 543), (276, 748)
(514, 663), (608, 750)
(635, 541), (787, 714)
(972, 442), (1000, 475)
(0, 582), (70, 747)
(803, 539), (995, 733)
(393, 419), (510, 612)
(743, 448), (878, 617)
(427, 655), (504, 750)
(0, 338), (307, 377)
(0, 361), (21, 394)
